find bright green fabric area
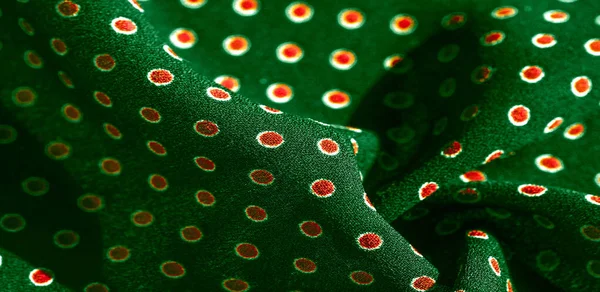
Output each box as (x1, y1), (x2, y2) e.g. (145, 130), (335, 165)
(1, 0), (599, 291)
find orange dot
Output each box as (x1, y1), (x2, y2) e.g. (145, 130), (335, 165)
(132, 211), (154, 227)
(148, 174), (168, 191)
(46, 142), (71, 160)
(100, 158), (121, 175)
(108, 246), (130, 262)
(62, 104), (82, 122)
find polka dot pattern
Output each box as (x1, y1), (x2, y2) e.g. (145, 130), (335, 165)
(3, 1), (600, 291)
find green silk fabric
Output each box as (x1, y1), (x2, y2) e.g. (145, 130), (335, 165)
(1, 0), (599, 291)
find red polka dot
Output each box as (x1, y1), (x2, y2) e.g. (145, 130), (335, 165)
(233, 0), (259, 16)
(535, 154), (564, 173)
(46, 141), (71, 160)
(316, 139), (339, 155)
(78, 194), (104, 212)
(489, 257), (501, 276)
(351, 138), (359, 155)
(411, 276), (436, 291)
(492, 6), (518, 19)
(299, 221), (322, 237)
(18, 18), (35, 36)
(419, 182), (439, 200)
(330, 49), (356, 70)
(29, 269), (54, 286)
(161, 261), (186, 278)
(181, 0), (206, 9)
(222, 278), (249, 292)
(481, 31), (505, 46)
(194, 120), (219, 137)
(364, 193), (376, 211)
(245, 205), (267, 222)
(294, 258), (317, 273)
(162, 44), (182, 61)
(520, 66), (544, 83)
(148, 174), (168, 191)
(111, 17), (137, 34)
(100, 158), (121, 176)
(37, 38), (58, 58)
(94, 54), (115, 72)
(350, 271), (374, 285)
(56, 0), (80, 17)
(508, 105), (530, 126)
(467, 230), (489, 239)
(544, 117), (563, 133)
(277, 43), (303, 63)
(129, 0), (143, 12)
(0, 214), (26, 232)
(544, 10), (569, 23)
(61, 104), (82, 122)
(532, 34), (556, 48)
(236, 243), (259, 259)
(585, 194), (600, 206)
(483, 150), (503, 164)
(180, 226), (203, 242)
(384, 54), (410, 71)
(12, 87), (37, 107)
(507, 279), (513, 292)
(207, 87), (231, 101)
(460, 170), (487, 183)
(441, 12), (467, 30)
(357, 232), (383, 250)
(441, 141), (462, 158)
(94, 91), (112, 107)
(140, 107), (161, 123)
(223, 35), (250, 56)
(260, 105), (283, 114)
(339, 9), (364, 29)
(58, 71), (75, 88)
(169, 28), (197, 49)
(215, 75), (240, 92)
(286, 2), (313, 23)
(249, 169), (274, 185)
(323, 90), (351, 109)
(564, 123), (585, 140)
(518, 185), (548, 197)
(146, 141), (167, 156)
(391, 14), (417, 35)
(131, 211), (154, 227)
(571, 76), (592, 97)
(257, 131), (284, 148)
(311, 179), (335, 198)
(471, 65), (494, 84)
(195, 156), (216, 172)
(107, 246), (130, 262)
(266, 83), (293, 103)
(147, 69), (174, 86)
(24, 50), (43, 69)
(103, 123), (122, 140)
(196, 190), (216, 207)
(585, 39), (600, 56)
